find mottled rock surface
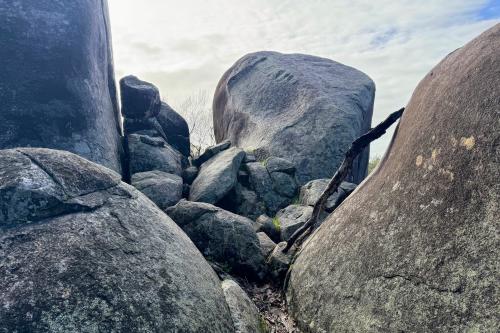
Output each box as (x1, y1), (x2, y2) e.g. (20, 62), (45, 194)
(213, 51), (374, 185)
(276, 205), (313, 242)
(189, 147), (245, 204)
(257, 232), (276, 259)
(0, 0), (122, 173)
(167, 200), (266, 279)
(287, 24), (500, 333)
(120, 75), (161, 119)
(222, 280), (266, 333)
(0, 148), (234, 332)
(156, 102), (190, 156)
(193, 140), (231, 167)
(299, 179), (357, 212)
(131, 170), (183, 210)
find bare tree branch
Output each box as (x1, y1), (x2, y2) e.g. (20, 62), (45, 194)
(283, 107), (405, 253)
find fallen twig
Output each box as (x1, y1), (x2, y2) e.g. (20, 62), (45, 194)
(283, 107), (405, 253)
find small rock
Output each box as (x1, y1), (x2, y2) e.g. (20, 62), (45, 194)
(299, 179), (357, 212)
(182, 166), (199, 185)
(189, 147), (245, 204)
(266, 157), (295, 174)
(127, 134), (182, 176)
(267, 242), (292, 280)
(131, 171), (183, 210)
(193, 140), (231, 167)
(166, 200), (266, 279)
(270, 171), (298, 198)
(276, 205), (313, 242)
(120, 75), (161, 119)
(255, 215), (281, 243)
(243, 153), (257, 163)
(222, 280), (266, 333)
(257, 232), (276, 259)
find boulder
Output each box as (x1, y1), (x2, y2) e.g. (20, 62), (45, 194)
(218, 183), (266, 221)
(287, 24), (500, 333)
(126, 134), (182, 176)
(266, 157), (295, 174)
(0, 148), (234, 332)
(156, 102), (191, 156)
(131, 171), (183, 210)
(0, 0), (122, 173)
(213, 51), (374, 185)
(120, 75), (161, 119)
(255, 215), (281, 243)
(269, 172), (298, 198)
(246, 162), (290, 216)
(257, 232), (277, 259)
(189, 147), (245, 204)
(221, 280), (266, 333)
(193, 140), (231, 167)
(267, 242), (292, 280)
(275, 205), (313, 242)
(299, 179), (357, 212)
(166, 200), (266, 279)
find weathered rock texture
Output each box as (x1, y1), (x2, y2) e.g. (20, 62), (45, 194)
(0, 148), (234, 332)
(213, 51), (375, 185)
(0, 0), (122, 173)
(131, 170), (183, 210)
(287, 24), (500, 333)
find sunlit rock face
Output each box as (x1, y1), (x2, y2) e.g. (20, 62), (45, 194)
(287, 24), (500, 333)
(213, 51), (375, 185)
(0, 0), (123, 173)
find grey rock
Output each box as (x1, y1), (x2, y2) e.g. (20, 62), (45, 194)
(0, 0), (122, 173)
(299, 179), (357, 212)
(276, 205), (313, 242)
(219, 183), (266, 221)
(189, 147), (245, 204)
(255, 215), (281, 243)
(222, 279), (266, 333)
(213, 51), (375, 185)
(120, 75), (161, 119)
(193, 140), (231, 167)
(156, 102), (190, 156)
(0, 148), (234, 333)
(270, 172), (298, 198)
(131, 171), (183, 210)
(246, 162), (290, 216)
(267, 242), (292, 280)
(182, 166), (199, 185)
(166, 200), (266, 279)
(266, 157), (295, 174)
(127, 134), (182, 176)
(243, 153), (257, 163)
(287, 24), (500, 333)
(257, 232), (277, 259)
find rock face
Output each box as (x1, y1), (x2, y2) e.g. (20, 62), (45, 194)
(287, 25), (500, 333)
(156, 103), (190, 156)
(189, 147), (245, 204)
(120, 75), (161, 119)
(222, 280), (266, 333)
(0, 0), (122, 173)
(213, 51), (375, 185)
(0, 148), (234, 332)
(131, 171), (183, 210)
(167, 200), (266, 279)
(299, 179), (357, 212)
(276, 205), (313, 242)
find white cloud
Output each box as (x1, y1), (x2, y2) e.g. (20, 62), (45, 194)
(108, 0), (499, 156)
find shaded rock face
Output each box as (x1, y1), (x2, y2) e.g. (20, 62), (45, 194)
(131, 171), (183, 210)
(222, 280), (266, 333)
(167, 200), (266, 280)
(276, 205), (313, 242)
(213, 51), (374, 185)
(0, 0), (122, 173)
(287, 25), (500, 333)
(299, 179), (357, 212)
(156, 103), (190, 156)
(189, 147), (245, 204)
(0, 148), (234, 332)
(120, 75), (161, 119)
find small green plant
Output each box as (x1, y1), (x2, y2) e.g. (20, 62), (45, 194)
(272, 217), (281, 231)
(368, 156), (381, 174)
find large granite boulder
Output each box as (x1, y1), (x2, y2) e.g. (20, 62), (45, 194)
(189, 147), (245, 204)
(131, 170), (183, 210)
(213, 51), (375, 185)
(166, 200), (266, 279)
(287, 24), (500, 333)
(0, 0), (122, 173)
(0, 148), (234, 332)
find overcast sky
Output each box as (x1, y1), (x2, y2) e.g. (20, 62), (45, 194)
(108, 0), (499, 157)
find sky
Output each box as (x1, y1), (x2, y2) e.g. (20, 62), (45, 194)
(108, 0), (499, 157)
